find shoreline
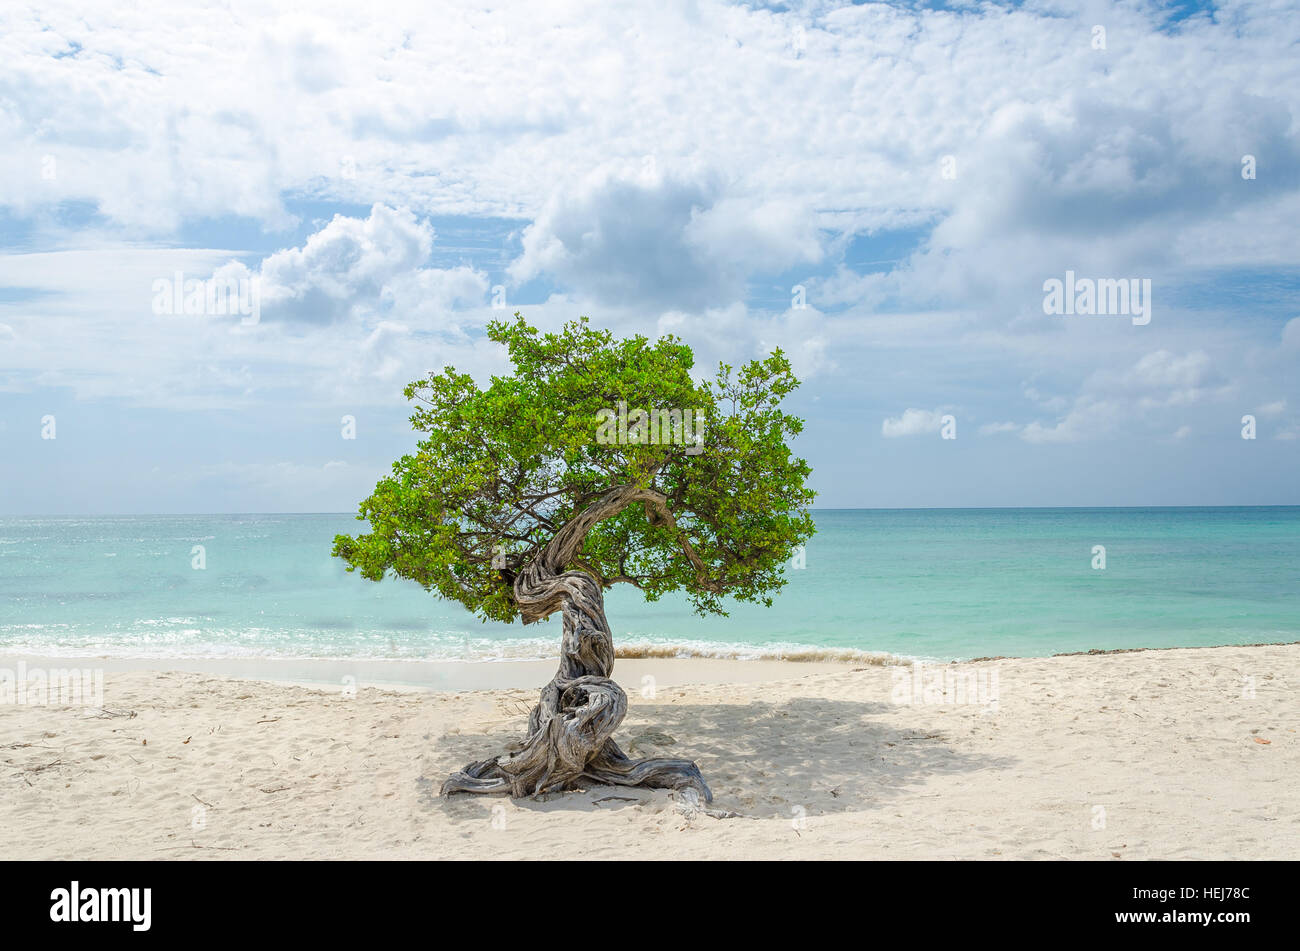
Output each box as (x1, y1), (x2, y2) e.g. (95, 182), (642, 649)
(0, 652), (855, 693)
(4, 637), (1298, 691)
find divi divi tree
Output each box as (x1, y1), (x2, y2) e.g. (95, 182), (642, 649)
(333, 315), (815, 802)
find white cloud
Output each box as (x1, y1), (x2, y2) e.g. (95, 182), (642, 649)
(251, 204), (485, 324)
(1021, 398), (1128, 445)
(6, 0), (1293, 272)
(0, 208), (498, 408)
(1122, 350), (1211, 389)
(882, 408), (944, 438)
(1018, 349), (1233, 443)
(509, 169), (822, 311)
(978, 421), (1020, 435)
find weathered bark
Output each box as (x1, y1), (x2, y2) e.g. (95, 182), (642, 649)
(441, 486), (713, 802)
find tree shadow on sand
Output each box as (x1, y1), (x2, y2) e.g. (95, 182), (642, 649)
(422, 694), (1015, 822)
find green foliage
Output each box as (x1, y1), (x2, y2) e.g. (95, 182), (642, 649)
(332, 314), (816, 622)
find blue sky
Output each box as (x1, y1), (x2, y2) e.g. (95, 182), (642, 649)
(1, 0), (1298, 513)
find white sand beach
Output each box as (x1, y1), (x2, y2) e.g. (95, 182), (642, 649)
(2, 644), (1296, 860)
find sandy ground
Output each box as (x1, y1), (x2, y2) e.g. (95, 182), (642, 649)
(2, 644), (1296, 860)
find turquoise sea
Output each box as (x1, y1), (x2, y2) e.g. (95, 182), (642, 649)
(1, 508), (1297, 663)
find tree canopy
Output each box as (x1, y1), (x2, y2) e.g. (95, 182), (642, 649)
(332, 314), (815, 624)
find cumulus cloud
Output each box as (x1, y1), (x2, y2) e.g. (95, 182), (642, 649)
(882, 408), (945, 438)
(1019, 350), (1230, 443)
(1121, 350), (1211, 390)
(244, 204), (487, 324)
(0, 208), (495, 409)
(509, 170), (822, 311)
(1021, 397), (1128, 445)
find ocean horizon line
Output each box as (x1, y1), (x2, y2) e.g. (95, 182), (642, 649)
(5, 503), (1300, 518)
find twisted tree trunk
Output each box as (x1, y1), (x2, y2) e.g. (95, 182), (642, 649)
(441, 486), (713, 802)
